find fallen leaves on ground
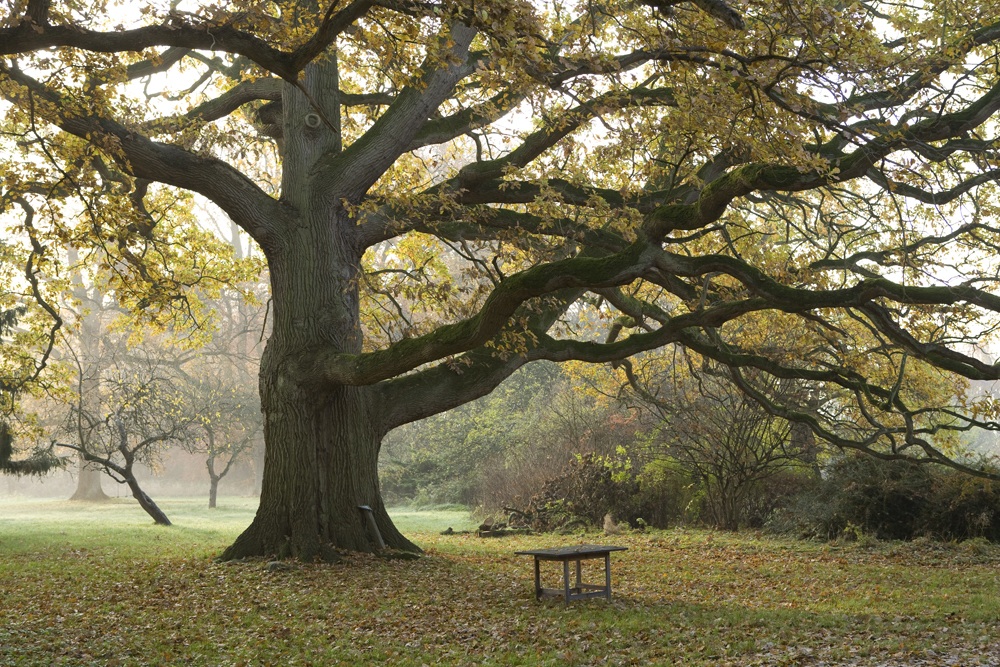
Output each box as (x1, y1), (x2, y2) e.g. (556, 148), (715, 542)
(2, 528), (1000, 665)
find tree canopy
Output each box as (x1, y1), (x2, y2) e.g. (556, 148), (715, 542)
(2, 0), (1000, 557)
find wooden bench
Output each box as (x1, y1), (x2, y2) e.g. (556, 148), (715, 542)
(515, 544), (626, 605)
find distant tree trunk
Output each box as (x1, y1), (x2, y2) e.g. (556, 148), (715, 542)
(69, 455), (109, 501)
(67, 247), (109, 502)
(207, 454), (220, 509)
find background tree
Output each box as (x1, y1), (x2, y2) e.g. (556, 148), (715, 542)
(382, 361), (630, 511)
(3, 1), (1000, 560)
(65, 248), (110, 501)
(628, 357), (817, 529)
(56, 342), (200, 525)
(185, 373), (263, 509)
(180, 276), (268, 509)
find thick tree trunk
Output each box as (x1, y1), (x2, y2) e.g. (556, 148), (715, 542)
(219, 202), (417, 560)
(208, 476), (219, 509)
(221, 382), (415, 560)
(221, 57), (424, 561)
(251, 442), (265, 497)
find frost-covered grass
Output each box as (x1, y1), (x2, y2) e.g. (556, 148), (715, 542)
(385, 504), (479, 533)
(0, 496), (476, 555)
(2, 497), (1000, 665)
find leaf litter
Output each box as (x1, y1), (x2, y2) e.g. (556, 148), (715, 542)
(2, 529), (1000, 665)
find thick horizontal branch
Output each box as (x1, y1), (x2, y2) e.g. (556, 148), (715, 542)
(537, 47), (670, 88)
(126, 46), (188, 81)
(527, 246), (1000, 393)
(1, 2), (376, 80)
(375, 340), (534, 432)
(358, 202), (630, 252)
(295, 242), (658, 386)
(451, 175), (687, 216)
(376, 280), (584, 430)
(865, 167), (1000, 206)
(361, 238), (1000, 403)
(855, 303), (1000, 381)
(355, 171), (685, 250)
(896, 80), (1000, 147)
(178, 78), (281, 122)
(657, 250), (1000, 320)
(526, 300), (767, 367)
(642, 163), (811, 240)
(675, 328), (908, 412)
(658, 251), (1000, 384)
(0, 19), (298, 80)
(663, 330), (991, 478)
(2, 64), (288, 248)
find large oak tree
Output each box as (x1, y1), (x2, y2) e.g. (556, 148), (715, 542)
(2, 0), (1000, 559)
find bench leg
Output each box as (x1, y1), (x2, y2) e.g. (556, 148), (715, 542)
(604, 553), (612, 599)
(563, 559), (571, 606)
(533, 558), (541, 599)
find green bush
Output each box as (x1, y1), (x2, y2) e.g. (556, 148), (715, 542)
(923, 471), (1000, 540)
(738, 467), (817, 529)
(632, 457), (816, 530)
(772, 453), (1000, 542)
(634, 458), (693, 527)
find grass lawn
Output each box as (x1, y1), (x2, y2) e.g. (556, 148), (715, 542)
(2, 497), (1000, 665)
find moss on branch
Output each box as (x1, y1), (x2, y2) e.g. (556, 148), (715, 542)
(302, 242), (653, 387)
(643, 163), (814, 242)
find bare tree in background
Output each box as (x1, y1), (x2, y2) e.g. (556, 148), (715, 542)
(184, 374), (262, 509)
(57, 345), (199, 525)
(624, 356), (818, 529)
